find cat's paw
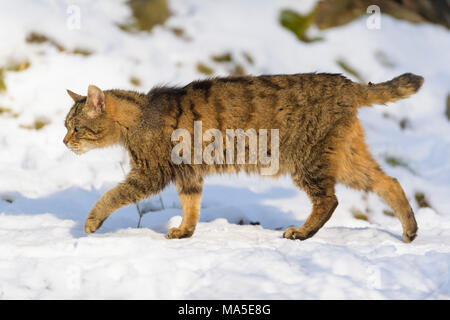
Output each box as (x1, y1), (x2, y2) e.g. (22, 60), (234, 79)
(167, 227), (193, 239)
(84, 217), (104, 234)
(402, 220), (418, 243)
(403, 230), (417, 243)
(283, 227), (310, 241)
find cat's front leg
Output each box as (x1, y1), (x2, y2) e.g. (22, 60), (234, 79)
(84, 184), (136, 234)
(168, 178), (203, 239)
(84, 201), (110, 234)
(84, 168), (170, 234)
(84, 217), (103, 234)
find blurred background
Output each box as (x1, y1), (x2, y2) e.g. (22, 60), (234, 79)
(0, 0), (449, 299)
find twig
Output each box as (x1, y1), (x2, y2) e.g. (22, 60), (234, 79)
(119, 161), (144, 228)
(159, 194), (165, 210)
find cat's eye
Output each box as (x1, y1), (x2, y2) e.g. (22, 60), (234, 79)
(74, 127), (79, 133)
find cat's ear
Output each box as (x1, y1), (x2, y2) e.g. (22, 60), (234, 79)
(66, 89), (84, 102)
(87, 85), (105, 117)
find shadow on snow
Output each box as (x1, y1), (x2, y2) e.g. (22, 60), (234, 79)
(0, 184), (304, 239)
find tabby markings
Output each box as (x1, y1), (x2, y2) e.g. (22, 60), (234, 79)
(171, 121), (279, 175)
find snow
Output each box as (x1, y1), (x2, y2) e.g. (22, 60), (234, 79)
(0, 0), (449, 299)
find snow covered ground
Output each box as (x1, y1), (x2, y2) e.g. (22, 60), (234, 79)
(0, 0), (449, 299)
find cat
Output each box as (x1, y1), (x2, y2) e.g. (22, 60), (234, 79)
(64, 72), (423, 242)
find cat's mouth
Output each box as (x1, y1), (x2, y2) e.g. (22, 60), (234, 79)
(67, 145), (89, 155)
(69, 147), (85, 155)
(66, 139), (96, 155)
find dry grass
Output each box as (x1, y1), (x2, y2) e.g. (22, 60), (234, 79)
(242, 52), (254, 65)
(0, 68), (6, 92)
(279, 8), (323, 43)
(336, 58), (364, 83)
(415, 192), (432, 208)
(196, 62), (214, 76)
(6, 60), (31, 72)
(383, 210), (395, 217)
(20, 118), (50, 130)
(384, 155), (416, 174)
(118, 0), (170, 33)
(209, 52), (249, 76)
(211, 52), (233, 63)
(26, 32), (93, 56)
(130, 77), (141, 86)
(0, 107), (19, 118)
(351, 208), (370, 221)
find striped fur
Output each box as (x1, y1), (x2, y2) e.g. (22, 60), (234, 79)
(64, 72), (422, 242)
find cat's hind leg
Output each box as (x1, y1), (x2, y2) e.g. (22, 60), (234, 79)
(284, 166), (338, 241)
(335, 120), (418, 242)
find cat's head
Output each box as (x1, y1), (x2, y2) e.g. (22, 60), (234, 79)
(63, 85), (121, 154)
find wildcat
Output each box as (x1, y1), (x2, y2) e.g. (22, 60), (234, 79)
(64, 72), (422, 242)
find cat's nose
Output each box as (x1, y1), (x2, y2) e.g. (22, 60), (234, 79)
(63, 135), (70, 145)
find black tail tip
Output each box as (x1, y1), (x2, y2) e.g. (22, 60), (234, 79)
(400, 73), (424, 91)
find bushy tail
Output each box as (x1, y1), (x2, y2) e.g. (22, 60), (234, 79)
(359, 73), (423, 106)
